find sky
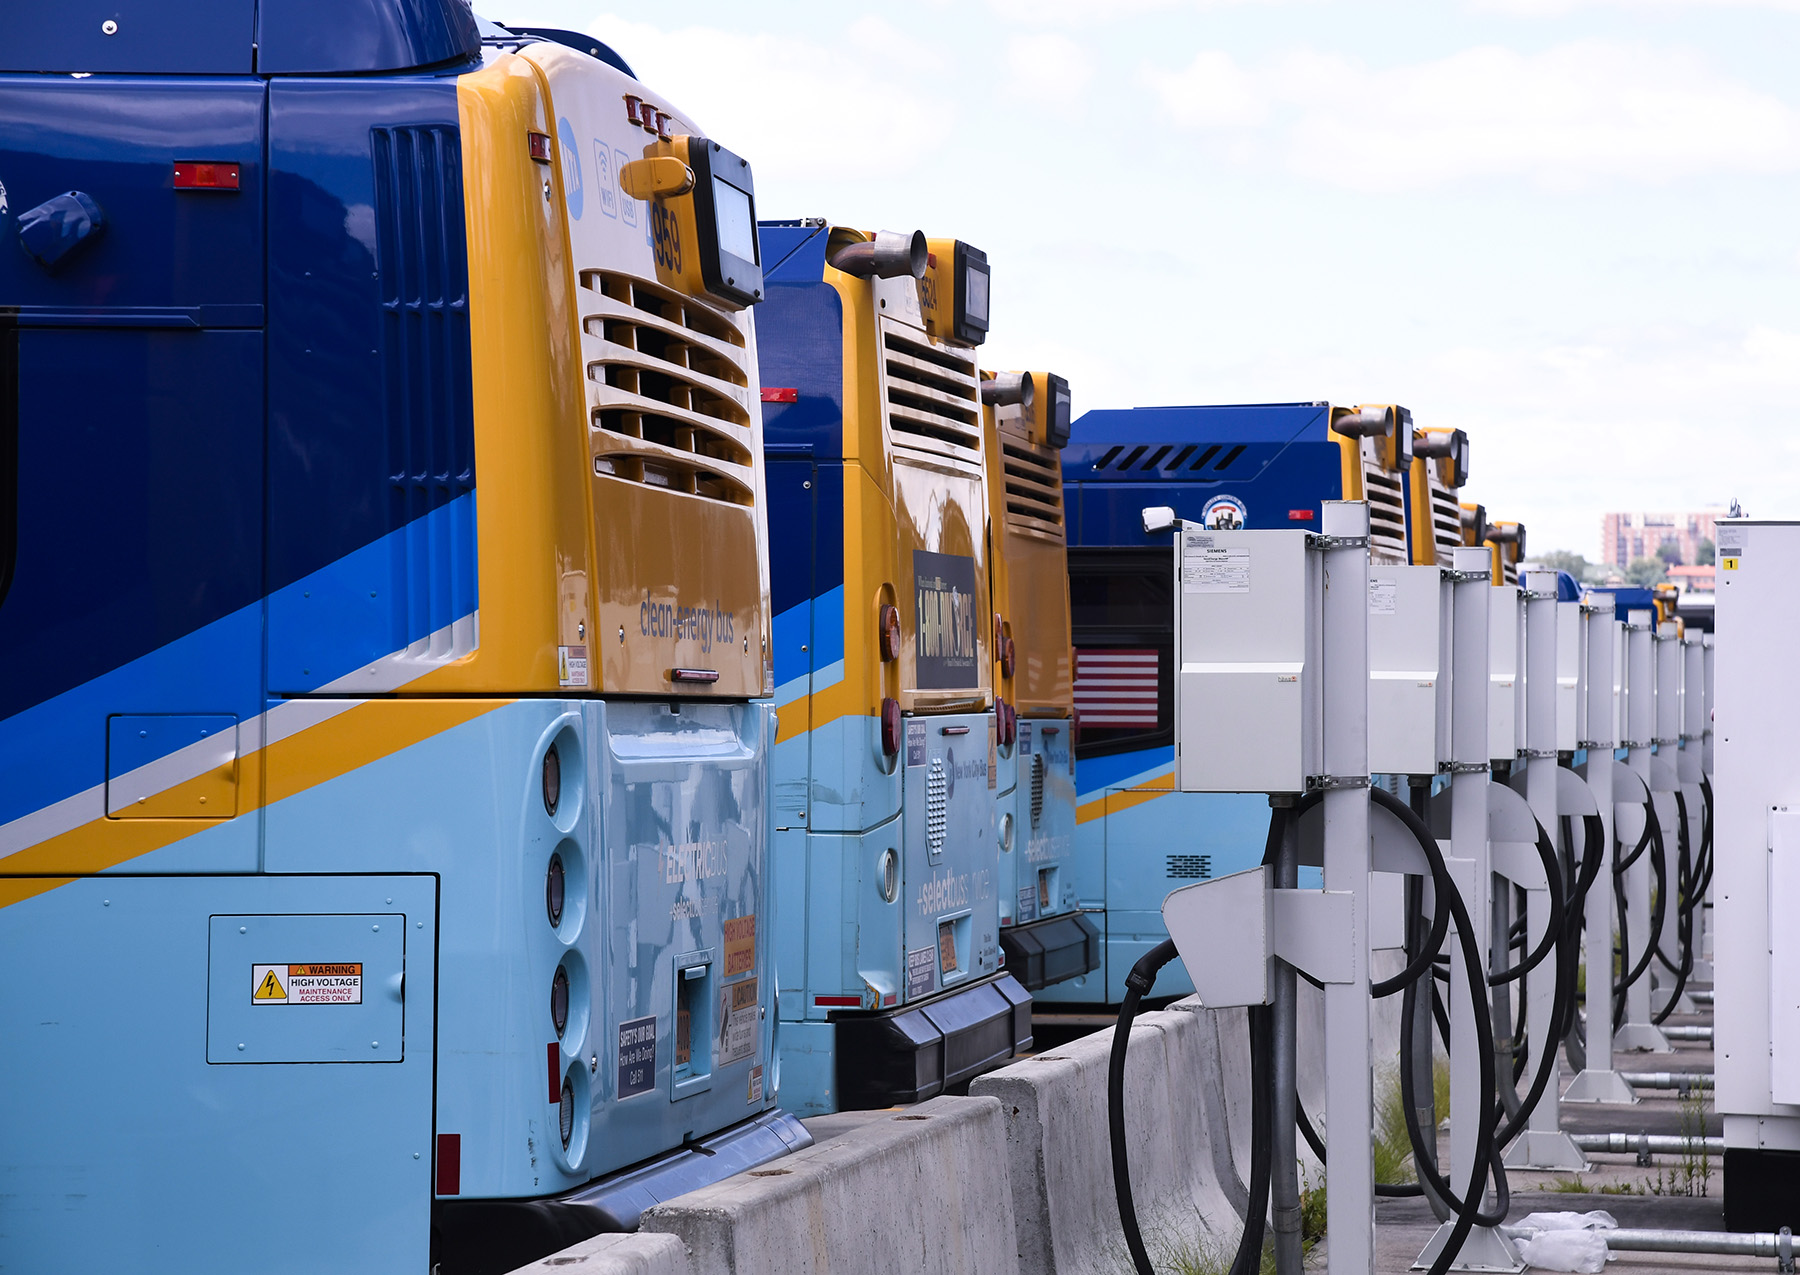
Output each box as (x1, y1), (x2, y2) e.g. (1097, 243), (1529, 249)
(489, 0), (1800, 560)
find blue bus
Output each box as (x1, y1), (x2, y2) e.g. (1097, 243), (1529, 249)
(0, 11), (800, 1272)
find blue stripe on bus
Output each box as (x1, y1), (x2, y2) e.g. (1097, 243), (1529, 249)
(1074, 745), (1175, 799)
(0, 496), (477, 830)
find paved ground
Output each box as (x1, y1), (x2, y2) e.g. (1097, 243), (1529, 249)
(1372, 995), (1738, 1273)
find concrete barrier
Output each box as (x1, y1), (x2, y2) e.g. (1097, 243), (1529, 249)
(971, 1005), (1244, 1275)
(639, 1094), (1019, 1275)
(510, 1233), (695, 1274)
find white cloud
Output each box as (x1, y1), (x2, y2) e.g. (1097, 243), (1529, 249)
(986, 0), (1294, 25)
(1471, 0), (1800, 13)
(1144, 49), (1268, 127)
(1148, 41), (1800, 189)
(560, 14), (954, 183)
(1001, 32), (1094, 113)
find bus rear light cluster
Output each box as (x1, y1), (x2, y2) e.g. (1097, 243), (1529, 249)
(879, 604), (902, 661)
(546, 853), (566, 927)
(997, 699), (1016, 748)
(551, 965), (570, 1037)
(1001, 635), (1016, 679)
(542, 745), (561, 817)
(880, 697), (903, 756)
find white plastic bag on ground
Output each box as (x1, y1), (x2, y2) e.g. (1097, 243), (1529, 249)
(1517, 1228), (1609, 1273)
(1515, 1210), (1618, 1234)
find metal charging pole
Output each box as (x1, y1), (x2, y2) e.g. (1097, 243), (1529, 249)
(1506, 571), (1587, 1167)
(1565, 593), (1637, 1103)
(1616, 612), (1672, 1053)
(1417, 547), (1521, 1272)
(1320, 500), (1375, 1275)
(1699, 633), (1715, 975)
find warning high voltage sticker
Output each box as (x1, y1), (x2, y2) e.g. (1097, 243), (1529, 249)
(252, 963), (363, 1005)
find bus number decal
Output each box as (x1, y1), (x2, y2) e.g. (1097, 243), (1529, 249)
(652, 201), (682, 274)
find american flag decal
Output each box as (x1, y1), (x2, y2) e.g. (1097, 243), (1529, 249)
(1073, 648), (1160, 728)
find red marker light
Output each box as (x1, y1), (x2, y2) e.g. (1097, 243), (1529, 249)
(1288, 509), (1316, 522)
(761, 387), (798, 403)
(546, 1042), (561, 1103)
(528, 131), (553, 163)
(879, 604), (903, 662)
(880, 697), (903, 757)
(173, 161), (239, 191)
(815, 995), (861, 1008)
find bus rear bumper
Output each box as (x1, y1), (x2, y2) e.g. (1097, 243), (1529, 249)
(833, 973), (1032, 1109)
(1001, 910), (1102, 991)
(431, 1108), (811, 1274)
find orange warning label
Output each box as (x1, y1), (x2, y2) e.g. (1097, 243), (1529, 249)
(723, 915), (756, 978)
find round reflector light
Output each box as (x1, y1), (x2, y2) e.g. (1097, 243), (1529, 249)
(559, 1077), (575, 1149)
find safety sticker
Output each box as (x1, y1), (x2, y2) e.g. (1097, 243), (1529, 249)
(719, 976), (758, 1066)
(1017, 885), (1038, 924)
(1184, 543), (1250, 595)
(1368, 578), (1397, 616)
(1018, 720), (1032, 755)
(618, 1015), (657, 1097)
(906, 717), (927, 767)
(1721, 557), (1740, 572)
(723, 914), (756, 978)
(747, 1063), (764, 1104)
(938, 920), (959, 973)
(252, 963), (362, 1005)
(906, 945), (935, 999)
(988, 719), (997, 788)
(558, 644), (589, 688)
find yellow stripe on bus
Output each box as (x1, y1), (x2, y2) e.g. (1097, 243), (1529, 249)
(1075, 772), (1176, 825)
(0, 697), (509, 910)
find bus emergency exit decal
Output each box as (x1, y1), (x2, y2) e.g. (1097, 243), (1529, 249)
(251, 963), (363, 1005)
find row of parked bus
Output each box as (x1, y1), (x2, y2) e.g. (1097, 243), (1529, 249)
(0, 9), (1539, 1274)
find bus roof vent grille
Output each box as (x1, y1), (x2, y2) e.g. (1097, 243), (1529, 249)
(578, 270), (756, 507)
(880, 317), (982, 475)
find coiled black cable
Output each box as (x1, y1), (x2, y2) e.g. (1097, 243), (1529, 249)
(1613, 798), (1666, 1030)
(1109, 937), (1181, 1275)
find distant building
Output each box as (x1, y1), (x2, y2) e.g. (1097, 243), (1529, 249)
(1668, 563), (1715, 596)
(1601, 510), (1722, 568)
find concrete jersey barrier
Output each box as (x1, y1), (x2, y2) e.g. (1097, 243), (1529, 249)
(972, 1004), (1249, 1275)
(639, 1094), (1020, 1275)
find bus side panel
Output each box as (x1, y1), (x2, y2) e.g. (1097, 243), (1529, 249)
(264, 77), (479, 695)
(0, 873), (436, 1275)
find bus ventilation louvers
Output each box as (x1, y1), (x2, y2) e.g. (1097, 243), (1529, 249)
(1428, 474), (1462, 564)
(580, 270), (756, 507)
(374, 124), (478, 666)
(1088, 442), (1246, 475)
(1361, 442), (1409, 566)
(1001, 432), (1065, 541)
(1029, 753), (1045, 829)
(880, 317), (982, 475)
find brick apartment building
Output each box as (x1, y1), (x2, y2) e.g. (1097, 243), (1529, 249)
(1600, 510), (1721, 568)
